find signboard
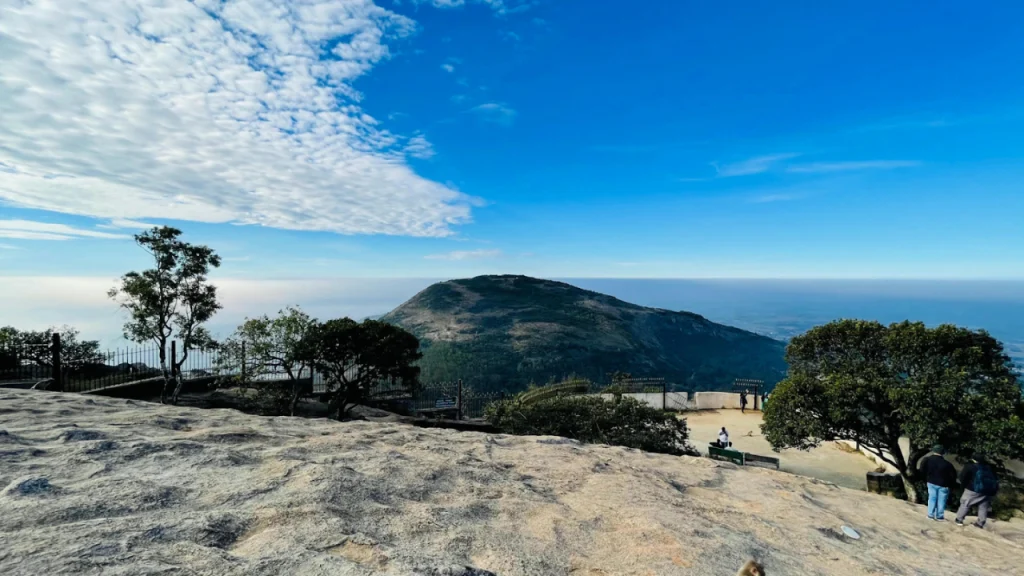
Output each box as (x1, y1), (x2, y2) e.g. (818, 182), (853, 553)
(435, 398), (457, 409)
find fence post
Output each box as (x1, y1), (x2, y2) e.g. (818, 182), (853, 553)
(51, 332), (62, 392)
(457, 379), (463, 421)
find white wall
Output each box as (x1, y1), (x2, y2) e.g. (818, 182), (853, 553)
(689, 392), (748, 410)
(836, 440), (899, 474)
(596, 392), (688, 410)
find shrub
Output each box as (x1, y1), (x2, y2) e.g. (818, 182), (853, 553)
(486, 394), (697, 456)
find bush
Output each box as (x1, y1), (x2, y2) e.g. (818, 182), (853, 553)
(228, 381), (296, 417)
(485, 395), (697, 456)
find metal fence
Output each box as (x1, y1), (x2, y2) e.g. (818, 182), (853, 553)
(0, 335), (225, 394)
(4, 334), (690, 420)
(591, 377), (667, 394)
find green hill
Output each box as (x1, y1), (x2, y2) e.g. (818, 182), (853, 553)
(380, 275), (786, 393)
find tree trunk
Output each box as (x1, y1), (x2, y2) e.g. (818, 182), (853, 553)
(289, 383), (300, 416)
(890, 440), (928, 504)
(325, 390), (344, 420)
(902, 444), (931, 505)
(171, 368), (185, 405)
(158, 353), (171, 404)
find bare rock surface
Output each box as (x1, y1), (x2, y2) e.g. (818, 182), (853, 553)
(1, 389), (1022, 576)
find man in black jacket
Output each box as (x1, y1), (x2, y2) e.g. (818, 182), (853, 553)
(918, 444), (957, 521)
(956, 453), (1000, 528)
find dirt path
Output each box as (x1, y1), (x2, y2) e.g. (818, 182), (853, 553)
(683, 410), (880, 490)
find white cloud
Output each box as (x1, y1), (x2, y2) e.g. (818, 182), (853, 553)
(469, 102), (517, 125)
(0, 220), (129, 241)
(749, 193), (803, 203)
(415, 0), (533, 14)
(405, 134), (436, 159)
(441, 63), (456, 73)
(786, 161), (922, 173)
(96, 219), (155, 230)
(424, 249), (502, 260)
(712, 153), (801, 177)
(0, 1), (477, 238)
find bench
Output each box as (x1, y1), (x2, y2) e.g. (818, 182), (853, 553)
(743, 452), (781, 470)
(708, 444), (745, 466)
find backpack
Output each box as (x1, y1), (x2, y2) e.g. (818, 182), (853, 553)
(973, 464), (999, 496)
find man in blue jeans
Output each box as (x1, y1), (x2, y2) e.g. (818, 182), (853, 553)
(918, 444), (957, 521)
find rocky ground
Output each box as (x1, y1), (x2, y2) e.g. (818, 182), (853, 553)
(1, 389), (1022, 575)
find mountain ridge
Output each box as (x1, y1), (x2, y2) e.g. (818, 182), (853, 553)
(380, 275), (787, 392)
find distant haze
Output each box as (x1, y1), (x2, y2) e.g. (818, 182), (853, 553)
(566, 279), (1024, 365)
(3, 277), (1022, 365)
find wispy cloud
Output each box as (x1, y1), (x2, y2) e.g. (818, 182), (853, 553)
(469, 102), (517, 125)
(424, 249), (502, 260)
(749, 193), (805, 204)
(0, 1), (477, 238)
(96, 219), (155, 230)
(786, 161), (921, 174)
(712, 153), (801, 177)
(441, 63), (455, 73)
(405, 134), (436, 160)
(0, 220), (130, 241)
(415, 0), (535, 15)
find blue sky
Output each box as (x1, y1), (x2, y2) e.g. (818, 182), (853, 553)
(2, 0), (1024, 288)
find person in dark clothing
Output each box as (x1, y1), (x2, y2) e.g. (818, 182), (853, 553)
(956, 453), (1000, 528)
(918, 444), (957, 521)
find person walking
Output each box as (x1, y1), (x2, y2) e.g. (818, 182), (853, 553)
(918, 444), (957, 521)
(740, 390), (748, 414)
(718, 427), (730, 448)
(955, 453), (1000, 528)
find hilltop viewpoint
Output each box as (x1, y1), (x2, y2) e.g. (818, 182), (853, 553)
(2, 389), (1022, 575)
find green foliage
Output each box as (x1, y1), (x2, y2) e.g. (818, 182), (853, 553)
(216, 306), (318, 415)
(307, 318), (422, 419)
(762, 319), (1024, 502)
(0, 325), (102, 372)
(486, 394), (697, 456)
(234, 381), (299, 417)
(109, 226), (221, 404)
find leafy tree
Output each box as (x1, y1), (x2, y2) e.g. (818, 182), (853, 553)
(762, 319), (1024, 502)
(0, 325), (102, 373)
(486, 394), (697, 456)
(308, 318), (421, 419)
(217, 306), (319, 415)
(109, 226), (221, 404)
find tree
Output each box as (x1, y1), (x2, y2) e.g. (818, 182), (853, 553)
(217, 307), (319, 415)
(485, 394), (698, 456)
(109, 226), (221, 404)
(761, 319), (1024, 502)
(0, 325), (102, 373)
(308, 318), (421, 419)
